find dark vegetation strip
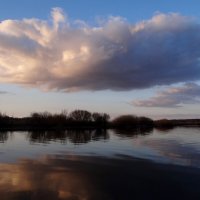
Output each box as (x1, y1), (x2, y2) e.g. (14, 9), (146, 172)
(0, 110), (200, 130)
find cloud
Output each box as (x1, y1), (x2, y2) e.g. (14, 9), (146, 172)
(0, 91), (10, 94)
(0, 9), (200, 92)
(133, 83), (200, 107)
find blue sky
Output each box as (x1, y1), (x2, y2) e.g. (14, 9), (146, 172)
(0, 0), (200, 118)
(1, 0), (200, 22)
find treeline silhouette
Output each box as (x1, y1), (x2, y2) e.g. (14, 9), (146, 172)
(0, 110), (200, 130)
(0, 110), (110, 130)
(154, 119), (200, 128)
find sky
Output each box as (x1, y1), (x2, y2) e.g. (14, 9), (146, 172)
(0, 0), (200, 119)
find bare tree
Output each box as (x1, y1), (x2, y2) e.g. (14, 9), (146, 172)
(92, 112), (110, 123)
(69, 110), (92, 122)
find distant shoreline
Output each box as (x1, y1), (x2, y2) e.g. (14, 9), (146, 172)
(0, 110), (200, 131)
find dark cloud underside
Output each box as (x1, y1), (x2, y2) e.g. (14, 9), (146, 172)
(0, 9), (200, 91)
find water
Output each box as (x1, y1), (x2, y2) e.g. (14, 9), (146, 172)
(0, 127), (200, 199)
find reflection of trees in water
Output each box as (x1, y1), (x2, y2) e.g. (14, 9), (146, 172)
(27, 128), (154, 143)
(28, 129), (109, 144)
(28, 130), (68, 144)
(155, 126), (174, 133)
(0, 131), (12, 143)
(114, 127), (153, 138)
(67, 129), (109, 144)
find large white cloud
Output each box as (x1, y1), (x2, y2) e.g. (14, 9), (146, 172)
(133, 83), (200, 107)
(0, 8), (200, 91)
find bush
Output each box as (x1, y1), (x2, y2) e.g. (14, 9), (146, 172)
(138, 117), (154, 127)
(112, 115), (139, 128)
(154, 119), (174, 127)
(112, 115), (154, 128)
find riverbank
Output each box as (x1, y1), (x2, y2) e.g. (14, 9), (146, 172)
(0, 110), (200, 130)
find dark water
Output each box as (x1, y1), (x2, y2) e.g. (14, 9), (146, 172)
(0, 127), (200, 199)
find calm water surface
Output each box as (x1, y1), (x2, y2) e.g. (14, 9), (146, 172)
(0, 127), (200, 199)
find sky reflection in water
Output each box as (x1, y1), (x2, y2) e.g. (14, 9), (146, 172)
(0, 127), (200, 167)
(0, 128), (200, 199)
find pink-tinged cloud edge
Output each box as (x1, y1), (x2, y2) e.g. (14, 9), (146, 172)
(0, 8), (200, 92)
